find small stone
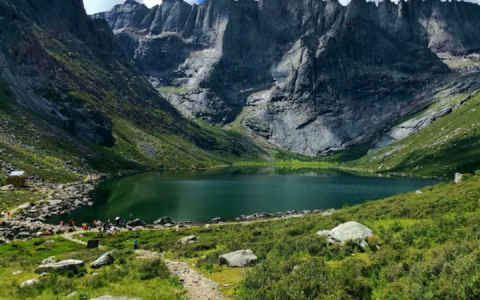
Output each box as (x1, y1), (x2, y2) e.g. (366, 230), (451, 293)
(415, 190), (423, 195)
(12, 270), (22, 275)
(66, 292), (78, 298)
(20, 279), (39, 288)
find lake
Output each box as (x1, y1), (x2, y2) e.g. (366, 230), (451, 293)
(48, 167), (439, 224)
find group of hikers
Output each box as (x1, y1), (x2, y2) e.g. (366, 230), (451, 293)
(1, 211), (11, 220)
(59, 213), (135, 235)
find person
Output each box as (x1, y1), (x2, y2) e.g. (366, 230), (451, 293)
(115, 216), (120, 226)
(60, 220), (64, 227)
(122, 219), (127, 228)
(1, 211), (4, 219)
(133, 238), (138, 250)
(7, 211), (10, 219)
(93, 220), (97, 228)
(130, 213), (133, 221)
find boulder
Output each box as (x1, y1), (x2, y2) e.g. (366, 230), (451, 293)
(0, 184), (14, 191)
(219, 250), (258, 267)
(90, 296), (142, 300)
(66, 292), (78, 298)
(153, 216), (173, 225)
(91, 251), (115, 269)
(126, 219), (146, 227)
(12, 270), (22, 275)
(42, 256), (56, 264)
(34, 259), (84, 274)
(48, 200), (63, 206)
(20, 279), (39, 288)
(178, 235), (197, 245)
(87, 239), (100, 249)
(455, 173), (463, 183)
(415, 190), (423, 195)
(317, 221), (373, 247)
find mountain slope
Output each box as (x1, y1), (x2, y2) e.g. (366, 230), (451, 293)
(94, 0), (480, 156)
(0, 0), (262, 184)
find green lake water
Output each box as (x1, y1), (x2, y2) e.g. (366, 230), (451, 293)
(49, 167), (439, 224)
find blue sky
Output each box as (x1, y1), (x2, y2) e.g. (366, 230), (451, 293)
(83, 0), (478, 15)
(83, 0), (204, 15)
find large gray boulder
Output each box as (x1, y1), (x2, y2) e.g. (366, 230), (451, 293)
(90, 296), (142, 300)
(126, 219), (146, 227)
(317, 221), (373, 248)
(219, 250), (258, 268)
(34, 259), (84, 274)
(178, 235), (197, 245)
(91, 251), (115, 269)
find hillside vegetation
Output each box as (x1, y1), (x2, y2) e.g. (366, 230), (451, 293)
(57, 172), (480, 299)
(350, 88), (480, 178)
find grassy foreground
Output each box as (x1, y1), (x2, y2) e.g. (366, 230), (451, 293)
(0, 237), (184, 300)
(64, 172), (480, 299)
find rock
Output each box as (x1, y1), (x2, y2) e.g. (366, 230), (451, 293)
(87, 239), (100, 249)
(20, 279), (39, 288)
(12, 270), (22, 275)
(91, 251), (115, 269)
(321, 209), (335, 217)
(48, 200), (63, 206)
(66, 292), (78, 298)
(40, 272), (49, 277)
(415, 190), (423, 195)
(211, 217), (221, 223)
(41, 256), (56, 264)
(0, 184), (14, 191)
(455, 173), (463, 183)
(317, 221), (373, 248)
(153, 216), (173, 225)
(219, 250), (258, 268)
(126, 219), (146, 227)
(34, 259), (84, 274)
(90, 296), (142, 300)
(16, 232), (31, 239)
(178, 235), (197, 245)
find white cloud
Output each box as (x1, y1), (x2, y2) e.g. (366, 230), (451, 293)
(83, 0), (202, 15)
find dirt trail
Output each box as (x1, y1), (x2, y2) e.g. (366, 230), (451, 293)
(134, 250), (228, 300)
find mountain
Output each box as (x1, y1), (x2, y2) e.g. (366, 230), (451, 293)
(94, 0), (480, 157)
(0, 0), (261, 185)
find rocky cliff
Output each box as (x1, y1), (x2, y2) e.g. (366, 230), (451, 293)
(95, 0), (480, 156)
(0, 0), (260, 181)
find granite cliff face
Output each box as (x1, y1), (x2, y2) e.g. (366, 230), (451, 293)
(0, 0), (259, 176)
(95, 0), (480, 156)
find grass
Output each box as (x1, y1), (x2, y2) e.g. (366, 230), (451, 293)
(350, 89), (480, 178)
(69, 171), (480, 299)
(0, 237), (184, 300)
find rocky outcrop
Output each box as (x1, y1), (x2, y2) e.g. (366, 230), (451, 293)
(94, 0), (480, 156)
(219, 250), (258, 268)
(34, 259), (84, 274)
(91, 251), (115, 269)
(317, 221), (373, 247)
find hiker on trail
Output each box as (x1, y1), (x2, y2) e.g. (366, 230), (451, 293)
(130, 213), (133, 221)
(92, 220), (97, 228)
(122, 219), (127, 228)
(7, 211), (10, 219)
(1, 211), (4, 219)
(60, 220), (64, 226)
(133, 238), (138, 250)
(115, 216), (120, 226)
